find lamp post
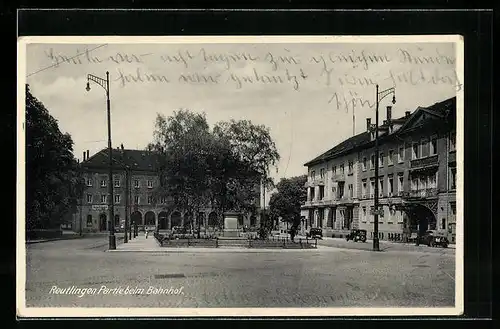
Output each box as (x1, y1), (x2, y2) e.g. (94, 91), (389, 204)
(372, 84), (396, 252)
(86, 71), (116, 250)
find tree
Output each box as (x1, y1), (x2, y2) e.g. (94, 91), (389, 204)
(212, 119), (280, 214)
(268, 175), (308, 229)
(149, 110), (215, 234)
(148, 111), (281, 233)
(26, 85), (84, 231)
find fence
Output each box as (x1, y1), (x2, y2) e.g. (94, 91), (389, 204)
(154, 233), (317, 249)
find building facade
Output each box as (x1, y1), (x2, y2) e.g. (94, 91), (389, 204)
(72, 146), (261, 233)
(302, 97), (457, 243)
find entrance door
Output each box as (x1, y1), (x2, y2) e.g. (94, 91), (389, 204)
(99, 214), (107, 231)
(345, 207), (353, 230)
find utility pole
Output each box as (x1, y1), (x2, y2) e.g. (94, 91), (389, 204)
(372, 84), (396, 252)
(124, 166), (129, 243)
(86, 71), (116, 250)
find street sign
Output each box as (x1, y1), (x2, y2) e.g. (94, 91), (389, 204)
(92, 205), (108, 211)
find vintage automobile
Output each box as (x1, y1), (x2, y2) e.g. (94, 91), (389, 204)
(306, 228), (323, 239)
(421, 230), (449, 248)
(345, 229), (367, 243)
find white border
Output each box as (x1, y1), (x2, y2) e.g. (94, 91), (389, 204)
(17, 35), (464, 318)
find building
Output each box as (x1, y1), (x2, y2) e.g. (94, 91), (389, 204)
(302, 97), (457, 243)
(72, 145), (262, 233)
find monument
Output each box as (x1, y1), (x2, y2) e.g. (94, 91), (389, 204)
(223, 212), (240, 238)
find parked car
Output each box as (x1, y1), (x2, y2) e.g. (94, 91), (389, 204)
(306, 228), (323, 239)
(421, 230), (449, 248)
(346, 229), (367, 243)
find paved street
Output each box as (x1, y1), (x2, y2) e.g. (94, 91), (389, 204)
(25, 235), (455, 308)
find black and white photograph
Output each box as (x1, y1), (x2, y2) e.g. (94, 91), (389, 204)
(17, 36), (463, 317)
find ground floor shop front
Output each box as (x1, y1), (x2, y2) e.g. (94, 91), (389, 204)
(301, 192), (456, 243)
(71, 204), (261, 233)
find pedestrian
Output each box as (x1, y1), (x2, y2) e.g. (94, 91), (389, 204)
(145, 227), (149, 239)
(290, 226), (296, 242)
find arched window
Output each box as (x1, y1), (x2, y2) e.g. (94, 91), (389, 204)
(86, 214), (92, 227)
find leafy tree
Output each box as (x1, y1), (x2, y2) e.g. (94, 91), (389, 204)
(149, 111), (280, 234)
(268, 175), (308, 229)
(26, 85), (84, 231)
(149, 110), (226, 235)
(212, 120), (280, 214)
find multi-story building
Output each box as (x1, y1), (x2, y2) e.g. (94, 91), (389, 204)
(302, 97), (457, 243)
(72, 145), (261, 233)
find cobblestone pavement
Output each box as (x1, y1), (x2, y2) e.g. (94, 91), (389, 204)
(25, 236), (456, 308)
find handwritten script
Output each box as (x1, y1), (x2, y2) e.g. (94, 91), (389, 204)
(42, 45), (461, 111)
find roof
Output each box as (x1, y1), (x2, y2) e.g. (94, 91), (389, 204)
(81, 148), (160, 172)
(304, 96), (456, 167)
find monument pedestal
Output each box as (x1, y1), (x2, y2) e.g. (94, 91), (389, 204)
(223, 212), (240, 238)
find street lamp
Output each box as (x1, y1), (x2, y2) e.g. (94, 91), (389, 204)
(86, 71), (116, 250)
(372, 84), (396, 252)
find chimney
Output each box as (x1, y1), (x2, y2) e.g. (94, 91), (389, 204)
(366, 118), (371, 131)
(83, 151), (86, 161)
(405, 111), (411, 117)
(86, 150), (89, 159)
(386, 106), (392, 122)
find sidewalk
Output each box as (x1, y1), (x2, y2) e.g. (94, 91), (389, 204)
(26, 231), (83, 244)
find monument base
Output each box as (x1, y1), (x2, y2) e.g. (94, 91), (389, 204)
(223, 212), (240, 238)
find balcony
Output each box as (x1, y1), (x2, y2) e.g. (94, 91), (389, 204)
(410, 154), (438, 170)
(402, 188), (438, 199)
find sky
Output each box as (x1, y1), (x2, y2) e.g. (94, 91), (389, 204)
(23, 38), (460, 187)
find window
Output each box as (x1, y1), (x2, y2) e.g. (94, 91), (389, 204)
(450, 202), (456, 215)
(388, 150), (394, 166)
(310, 187), (315, 201)
(362, 207), (367, 222)
(86, 194), (93, 203)
(86, 178), (93, 187)
(379, 153), (384, 167)
(450, 167), (457, 190)
(419, 177), (427, 191)
(370, 179), (375, 198)
(332, 166), (336, 175)
(320, 168), (325, 179)
(337, 182), (345, 199)
(362, 179), (367, 198)
(134, 180), (140, 188)
(100, 194), (107, 204)
(115, 214), (120, 226)
(421, 138), (429, 157)
(114, 178), (120, 187)
(430, 136), (438, 155)
(147, 195), (153, 204)
(319, 185), (325, 200)
(86, 215), (92, 226)
(134, 196), (140, 204)
(412, 143), (420, 159)
(318, 208), (324, 228)
(100, 179), (107, 187)
(388, 176), (394, 196)
(428, 173), (437, 189)
(379, 178), (384, 196)
(147, 180), (153, 188)
(441, 218), (446, 230)
(160, 196), (167, 204)
(348, 161), (353, 174)
(398, 174), (404, 194)
(398, 145), (405, 163)
(449, 133), (456, 151)
(311, 170), (316, 179)
(114, 194), (120, 204)
(411, 178), (419, 191)
(362, 157), (367, 171)
(370, 155), (375, 169)
(348, 184), (353, 198)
